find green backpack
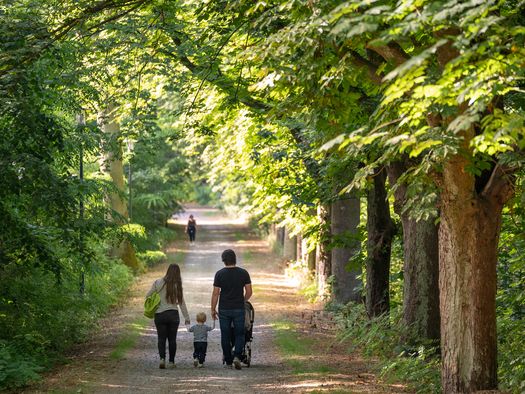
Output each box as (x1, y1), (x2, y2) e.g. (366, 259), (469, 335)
(144, 282), (165, 319)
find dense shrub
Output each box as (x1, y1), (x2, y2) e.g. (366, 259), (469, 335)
(334, 303), (440, 394)
(0, 257), (132, 390)
(137, 250), (168, 267)
(497, 205), (525, 393)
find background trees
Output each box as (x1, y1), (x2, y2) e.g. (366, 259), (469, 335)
(1, 0), (524, 392)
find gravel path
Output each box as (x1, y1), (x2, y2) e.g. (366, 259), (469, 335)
(23, 207), (408, 393)
(91, 208), (291, 393)
(25, 208), (298, 393)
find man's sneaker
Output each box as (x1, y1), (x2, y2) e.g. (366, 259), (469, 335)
(223, 364), (233, 369)
(198, 363), (204, 368)
(159, 359), (166, 369)
(168, 362), (176, 369)
(233, 357), (242, 370)
(193, 358), (199, 367)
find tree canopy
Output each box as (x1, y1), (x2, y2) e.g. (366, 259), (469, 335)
(1, 0), (524, 392)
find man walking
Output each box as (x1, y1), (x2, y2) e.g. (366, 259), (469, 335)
(211, 249), (252, 369)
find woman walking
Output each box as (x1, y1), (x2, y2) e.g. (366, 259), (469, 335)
(186, 214), (197, 244)
(146, 264), (190, 369)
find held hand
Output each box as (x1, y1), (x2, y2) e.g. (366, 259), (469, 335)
(211, 309), (218, 320)
(185, 319), (190, 325)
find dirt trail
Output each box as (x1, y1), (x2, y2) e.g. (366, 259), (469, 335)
(24, 207), (408, 393)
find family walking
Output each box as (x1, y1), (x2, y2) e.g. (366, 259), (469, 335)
(145, 249), (252, 370)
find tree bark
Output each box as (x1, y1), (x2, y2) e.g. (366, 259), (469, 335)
(366, 168), (395, 317)
(387, 162), (440, 342)
(276, 226), (285, 251)
(316, 203), (332, 297)
(296, 233), (302, 265)
(401, 218), (440, 340)
(283, 227), (297, 261)
(307, 247), (316, 273)
(331, 194), (362, 304)
(98, 104), (140, 272)
(439, 156), (512, 392)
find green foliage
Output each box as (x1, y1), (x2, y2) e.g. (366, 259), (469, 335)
(133, 226), (177, 253)
(497, 191), (525, 393)
(137, 250), (168, 267)
(130, 151), (185, 228)
(0, 343), (43, 390)
(1, 0), (524, 391)
(120, 223), (147, 242)
(0, 257), (132, 389)
(498, 317), (525, 393)
(335, 304), (440, 393)
(110, 317), (149, 360)
(272, 320), (338, 375)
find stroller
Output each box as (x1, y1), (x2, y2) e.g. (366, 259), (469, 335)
(224, 301), (255, 367)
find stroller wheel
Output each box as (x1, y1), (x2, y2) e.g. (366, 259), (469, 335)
(246, 343), (252, 367)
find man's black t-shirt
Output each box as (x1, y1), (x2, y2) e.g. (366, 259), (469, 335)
(213, 266), (251, 310)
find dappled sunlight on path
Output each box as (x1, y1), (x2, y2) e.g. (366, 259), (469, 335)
(24, 206), (408, 393)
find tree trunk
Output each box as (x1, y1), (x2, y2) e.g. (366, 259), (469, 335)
(98, 104), (140, 272)
(387, 162), (440, 341)
(296, 233), (302, 265)
(276, 226), (285, 252)
(316, 203), (332, 297)
(307, 247), (316, 272)
(331, 194), (361, 304)
(366, 168), (395, 317)
(283, 227), (297, 261)
(439, 156), (512, 392)
(401, 218), (440, 340)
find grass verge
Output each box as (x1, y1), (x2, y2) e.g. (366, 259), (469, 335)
(271, 320), (337, 375)
(110, 316), (149, 360)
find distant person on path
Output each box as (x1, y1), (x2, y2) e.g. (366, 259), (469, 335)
(187, 312), (215, 368)
(211, 249), (252, 370)
(146, 263), (190, 369)
(186, 214), (197, 244)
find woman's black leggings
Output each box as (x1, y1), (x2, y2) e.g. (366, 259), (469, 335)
(154, 310), (180, 362)
(188, 228), (196, 242)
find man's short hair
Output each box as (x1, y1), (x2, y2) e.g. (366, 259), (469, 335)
(221, 249), (236, 266)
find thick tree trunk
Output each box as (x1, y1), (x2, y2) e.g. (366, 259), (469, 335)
(298, 234), (315, 272)
(331, 194), (361, 304)
(316, 203), (332, 297)
(387, 162), (440, 341)
(366, 169), (395, 317)
(401, 218), (440, 340)
(283, 227), (297, 261)
(98, 104), (140, 272)
(296, 233), (302, 264)
(307, 248), (316, 272)
(439, 156), (511, 392)
(276, 226), (285, 251)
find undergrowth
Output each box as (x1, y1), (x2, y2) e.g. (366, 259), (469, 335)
(0, 257), (133, 390)
(110, 317), (149, 360)
(0, 225), (179, 390)
(334, 303), (441, 394)
(272, 320), (336, 375)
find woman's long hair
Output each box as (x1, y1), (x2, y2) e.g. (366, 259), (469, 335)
(163, 264), (183, 304)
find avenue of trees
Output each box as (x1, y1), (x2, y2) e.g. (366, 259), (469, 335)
(0, 1), (524, 392)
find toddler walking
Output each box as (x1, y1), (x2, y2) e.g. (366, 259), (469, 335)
(187, 312), (215, 367)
